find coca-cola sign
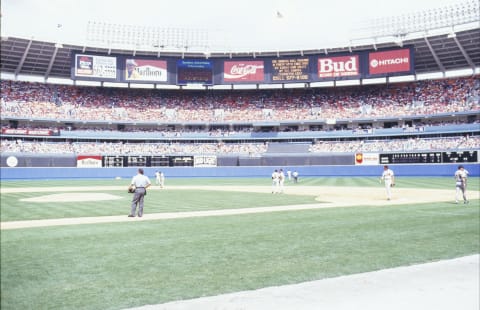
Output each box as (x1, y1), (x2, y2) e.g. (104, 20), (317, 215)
(368, 48), (411, 75)
(318, 55), (360, 78)
(224, 61), (264, 82)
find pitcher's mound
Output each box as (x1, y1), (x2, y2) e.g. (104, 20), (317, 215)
(21, 193), (123, 203)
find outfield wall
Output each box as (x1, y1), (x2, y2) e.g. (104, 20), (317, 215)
(0, 163), (478, 180)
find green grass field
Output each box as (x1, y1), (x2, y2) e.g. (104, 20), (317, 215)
(1, 177), (479, 310)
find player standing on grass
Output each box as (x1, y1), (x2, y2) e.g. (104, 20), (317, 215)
(128, 168), (151, 217)
(380, 165), (395, 200)
(155, 170), (165, 188)
(454, 165), (469, 204)
(292, 170), (299, 183)
(279, 169), (285, 193)
(271, 169), (280, 193)
(159, 171), (165, 188)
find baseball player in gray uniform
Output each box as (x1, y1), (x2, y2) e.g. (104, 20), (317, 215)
(128, 168), (151, 217)
(454, 165), (469, 204)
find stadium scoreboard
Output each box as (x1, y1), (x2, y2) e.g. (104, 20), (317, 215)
(442, 150), (478, 163)
(103, 155), (124, 167)
(126, 155), (147, 167)
(150, 155), (170, 167)
(380, 151), (477, 164)
(102, 155), (197, 167)
(271, 58), (310, 81)
(176, 60), (213, 85)
(169, 156), (194, 166)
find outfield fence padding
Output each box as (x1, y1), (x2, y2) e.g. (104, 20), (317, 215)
(0, 163), (478, 180)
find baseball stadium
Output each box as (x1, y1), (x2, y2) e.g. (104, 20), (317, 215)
(1, 0), (479, 309)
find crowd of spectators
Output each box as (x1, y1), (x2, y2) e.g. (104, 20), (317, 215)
(1, 77), (478, 156)
(1, 76), (478, 124)
(309, 135), (479, 153)
(0, 140), (268, 156)
(2, 136), (478, 155)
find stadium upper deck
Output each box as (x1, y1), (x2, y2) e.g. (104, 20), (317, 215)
(1, 27), (479, 82)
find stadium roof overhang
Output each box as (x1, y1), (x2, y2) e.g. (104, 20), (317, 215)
(1, 27), (479, 82)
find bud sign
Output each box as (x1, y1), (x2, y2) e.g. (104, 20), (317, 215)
(317, 55), (360, 78)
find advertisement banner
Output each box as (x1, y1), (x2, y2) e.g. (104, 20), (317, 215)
(194, 155), (217, 167)
(1, 128), (58, 136)
(318, 55), (360, 78)
(355, 153), (380, 165)
(74, 54), (117, 79)
(223, 61), (264, 82)
(368, 48), (412, 75)
(77, 155), (103, 168)
(124, 59), (168, 82)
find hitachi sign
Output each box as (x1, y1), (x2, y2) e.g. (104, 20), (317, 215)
(318, 56), (358, 73)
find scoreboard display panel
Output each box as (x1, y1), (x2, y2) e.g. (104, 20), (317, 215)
(150, 155), (170, 167)
(103, 155), (124, 167)
(380, 152), (443, 164)
(127, 155), (147, 167)
(380, 151), (478, 164)
(442, 150), (478, 163)
(177, 59), (213, 85)
(169, 156), (194, 166)
(271, 58), (310, 82)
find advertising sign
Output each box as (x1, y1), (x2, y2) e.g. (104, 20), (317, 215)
(77, 155), (103, 168)
(355, 153), (380, 165)
(74, 54), (117, 79)
(223, 61), (264, 82)
(124, 59), (168, 82)
(318, 55), (360, 78)
(368, 48), (412, 75)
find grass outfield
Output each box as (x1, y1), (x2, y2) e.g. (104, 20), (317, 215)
(1, 177), (479, 310)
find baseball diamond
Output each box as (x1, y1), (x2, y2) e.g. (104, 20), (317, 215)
(1, 0), (480, 309)
(1, 177), (479, 310)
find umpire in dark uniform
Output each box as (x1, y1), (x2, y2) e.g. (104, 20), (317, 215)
(128, 168), (151, 217)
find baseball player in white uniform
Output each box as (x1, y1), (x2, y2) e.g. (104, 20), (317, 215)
(271, 169), (280, 193)
(278, 169), (285, 193)
(454, 165), (469, 204)
(155, 171), (165, 188)
(380, 165), (395, 200)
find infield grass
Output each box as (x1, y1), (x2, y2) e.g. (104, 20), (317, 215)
(1, 177), (479, 310)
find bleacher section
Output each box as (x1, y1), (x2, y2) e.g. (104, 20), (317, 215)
(266, 143), (311, 153)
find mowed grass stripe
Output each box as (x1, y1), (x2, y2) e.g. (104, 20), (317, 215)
(1, 177), (479, 222)
(0, 189), (318, 222)
(1, 200), (478, 310)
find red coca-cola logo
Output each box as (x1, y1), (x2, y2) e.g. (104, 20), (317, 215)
(224, 61), (264, 82)
(230, 65), (260, 76)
